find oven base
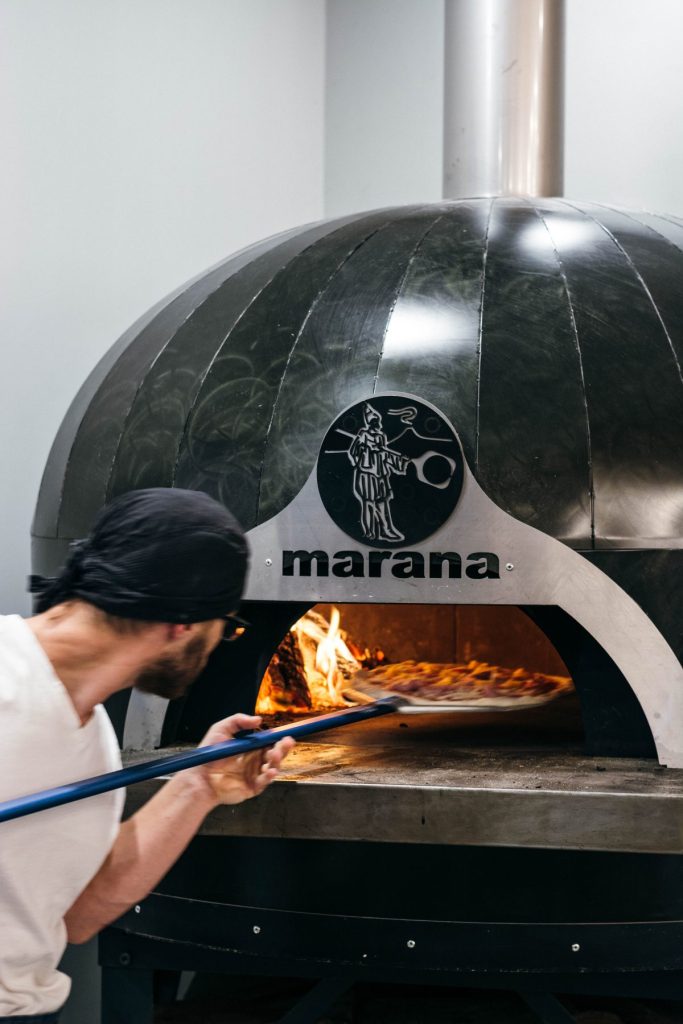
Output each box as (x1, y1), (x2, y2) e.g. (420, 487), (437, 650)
(101, 837), (683, 1020)
(110, 891), (683, 975)
(99, 917), (683, 1024)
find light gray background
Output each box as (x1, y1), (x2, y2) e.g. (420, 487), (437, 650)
(2, 1), (683, 1020)
(0, 0), (326, 618)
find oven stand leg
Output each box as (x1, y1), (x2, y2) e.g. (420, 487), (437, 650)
(101, 965), (154, 1024)
(276, 977), (352, 1024)
(518, 991), (576, 1024)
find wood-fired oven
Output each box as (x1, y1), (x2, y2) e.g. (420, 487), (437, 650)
(32, 199), (683, 1022)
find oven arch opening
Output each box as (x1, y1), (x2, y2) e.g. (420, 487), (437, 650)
(159, 601), (656, 761)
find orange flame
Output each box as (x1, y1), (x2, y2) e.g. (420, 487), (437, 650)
(256, 608), (362, 714)
(292, 608), (359, 706)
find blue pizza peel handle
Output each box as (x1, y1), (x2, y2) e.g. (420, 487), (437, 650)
(0, 697), (400, 825)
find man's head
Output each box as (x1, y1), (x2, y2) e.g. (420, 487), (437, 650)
(31, 488), (249, 698)
(133, 624), (224, 700)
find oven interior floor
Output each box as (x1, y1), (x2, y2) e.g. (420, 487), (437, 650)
(124, 697), (683, 855)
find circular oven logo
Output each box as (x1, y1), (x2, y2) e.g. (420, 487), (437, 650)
(316, 395), (464, 548)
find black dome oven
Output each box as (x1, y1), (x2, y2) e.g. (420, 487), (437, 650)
(33, 198), (683, 1020)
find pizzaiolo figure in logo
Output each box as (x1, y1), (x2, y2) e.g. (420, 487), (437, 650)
(348, 403), (410, 542)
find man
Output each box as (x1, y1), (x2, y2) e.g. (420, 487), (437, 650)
(0, 487), (294, 1022)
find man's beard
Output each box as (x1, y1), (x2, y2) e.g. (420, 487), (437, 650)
(134, 635), (209, 700)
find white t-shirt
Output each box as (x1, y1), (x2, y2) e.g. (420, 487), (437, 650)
(0, 615), (124, 1015)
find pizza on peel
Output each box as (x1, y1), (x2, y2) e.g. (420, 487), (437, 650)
(349, 658), (574, 709)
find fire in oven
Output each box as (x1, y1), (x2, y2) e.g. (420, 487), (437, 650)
(256, 604), (575, 719)
(31, 198), (683, 1019)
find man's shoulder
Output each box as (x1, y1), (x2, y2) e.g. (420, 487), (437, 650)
(0, 615), (56, 704)
(0, 613), (25, 632)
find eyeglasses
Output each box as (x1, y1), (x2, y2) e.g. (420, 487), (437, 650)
(221, 613), (250, 643)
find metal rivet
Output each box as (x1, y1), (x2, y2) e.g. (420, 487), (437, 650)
(407, 939), (416, 949)
(253, 925), (261, 934)
(265, 558), (272, 566)
(571, 943), (580, 952)
(119, 952), (131, 966)
(134, 905), (141, 914)
(505, 562), (514, 571)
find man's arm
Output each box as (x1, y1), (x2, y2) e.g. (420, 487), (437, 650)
(65, 714), (293, 943)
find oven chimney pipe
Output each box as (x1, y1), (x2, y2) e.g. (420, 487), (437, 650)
(443, 0), (565, 198)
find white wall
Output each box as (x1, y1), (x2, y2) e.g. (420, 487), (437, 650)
(324, 0), (683, 218)
(325, 0), (445, 215)
(0, 0), (325, 615)
(565, 0), (683, 211)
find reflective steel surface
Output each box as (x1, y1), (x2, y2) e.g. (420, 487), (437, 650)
(443, 0), (565, 198)
(123, 707), (683, 853)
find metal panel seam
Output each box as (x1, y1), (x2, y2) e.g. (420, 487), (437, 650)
(170, 213), (403, 491)
(525, 199), (595, 548)
(559, 200), (683, 390)
(254, 218), (400, 524)
(474, 198), (495, 474)
(55, 225), (309, 536)
(587, 203), (683, 260)
(369, 211), (449, 396)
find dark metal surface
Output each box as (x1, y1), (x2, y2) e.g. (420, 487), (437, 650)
(476, 200), (592, 540)
(110, 893), (683, 974)
(532, 199), (683, 548)
(276, 978), (352, 1024)
(32, 198), (683, 552)
(523, 604), (656, 758)
(519, 992), (577, 1024)
(34, 211), (386, 540)
(99, 929), (683, 1001)
(101, 963), (152, 1024)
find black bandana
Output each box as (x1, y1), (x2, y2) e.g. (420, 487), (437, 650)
(29, 488), (249, 623)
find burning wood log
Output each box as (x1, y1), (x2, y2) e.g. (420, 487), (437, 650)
(261, 630), (312, 711)
(257, 608), (367, 714)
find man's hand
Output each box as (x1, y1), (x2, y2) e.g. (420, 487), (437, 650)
(183, 714), (295, 807)
(65, 713), (294, 943)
